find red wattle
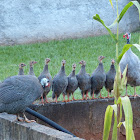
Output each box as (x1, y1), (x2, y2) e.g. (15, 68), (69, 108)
(123, 35), (125, 38)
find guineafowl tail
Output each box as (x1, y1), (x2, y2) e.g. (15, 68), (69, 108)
(52, 92), (55, 99)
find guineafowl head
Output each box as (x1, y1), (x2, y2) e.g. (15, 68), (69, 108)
(123, 33), (131, 44)
(98, 56), (105, 63)
(40, 78), (50, 89)
(29, 61), (37, 67)
(45, 58), (51, 64)
(19, 63), (26, 68)
(79, 60), (86, 66)
(111, 59), (115, 65)
(62, 60), (66, 66)
(72, 63), (76, 70)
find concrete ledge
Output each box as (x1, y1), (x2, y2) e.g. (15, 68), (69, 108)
(27, 97), (140, 140)
(0, 113), (83, 140)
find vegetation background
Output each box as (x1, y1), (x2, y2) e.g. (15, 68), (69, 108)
(0, 32), (139, 100)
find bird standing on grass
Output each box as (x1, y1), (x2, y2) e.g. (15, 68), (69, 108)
(52, 60), (68, 103)
(28, 61), (37, 76)
(0, 75), (50, 122)
(105, 59), (116, 98)
(38, 58), (52, 104)
(91, 56), (106, 99)
(76, 60), (91, 100)
(119, 33), (140, 97)
(66, 63), (78, 102)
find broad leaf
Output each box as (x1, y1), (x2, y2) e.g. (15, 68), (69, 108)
(112, 114), (117, 140)
(111, 104), (117, 115)
(103, 105), (113, 140)
(133, 44), (140, 51)
(117, 44), (132, 63)
(117, 44), (140, 63)
(108, 1), (140, 28)
(121, 65), (128, 93)
(93, 14), (117, 42)
(121, 96), (133, 140)
(122, 122), (135, 140)
(118, 1), (140, 22)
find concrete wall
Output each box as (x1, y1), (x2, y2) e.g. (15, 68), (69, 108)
(0, 113), (83, 140)
(27, 97), (140, 140)
(0, 0), (139, 45)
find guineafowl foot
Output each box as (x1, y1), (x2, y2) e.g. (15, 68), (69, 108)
(39, 96), (45, 105)
(105, 91), (111, 98)
(16, 114), (24, 122)
(66, 99), (71, 102)
(45, 98), (50, 103)
(85, 95), (90, 100)
(17, 117), (24, 122)
(91, 97), (97, 99)
(133, 94), (140, 98)
(72, 96), (77, 101)
(39, 101), (45, 105)
(99, 93), (105, 99)
(23, 114), (36, 123)
(25, 119), (36, 123)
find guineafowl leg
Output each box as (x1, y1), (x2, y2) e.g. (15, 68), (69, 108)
(85, 91), (90, 100)
(100, 92), (105, 99)
(45, 96), (50, 103)
(125, 85), (128, 96)
(55, 94), (58, 103)
(67, 93), (71, 102)
(134, 87), (140, 97)
(92, 92), (97, 99)
(23, 113), (36, 123)
(39, 95), (45, 105)
(72, 92), (77, 101)
(63, 94), (66, 102)
(107, 91), (111, 98)
(81, 92), (85, 100)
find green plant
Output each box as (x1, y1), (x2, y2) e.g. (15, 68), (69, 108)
(93, 1), (140, 140)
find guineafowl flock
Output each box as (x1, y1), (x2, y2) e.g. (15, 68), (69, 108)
(17, 56), (114, 104)
(0, 32), (139, 122)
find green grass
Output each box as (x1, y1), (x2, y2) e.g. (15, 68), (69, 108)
(0, 32), (139, 101)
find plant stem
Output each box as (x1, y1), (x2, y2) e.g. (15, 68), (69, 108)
(116, 0), (120, 139)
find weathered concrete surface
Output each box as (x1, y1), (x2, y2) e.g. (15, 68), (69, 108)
(27, 97), (140, 140)
(0, 0), (139, 45)
(0, 113), (83, 140)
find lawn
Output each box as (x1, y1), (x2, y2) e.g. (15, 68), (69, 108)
(0, 32), (139, 101)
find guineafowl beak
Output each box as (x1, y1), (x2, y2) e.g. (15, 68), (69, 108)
(46, 83), (50, 87)
(33, 61), (37, 64)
